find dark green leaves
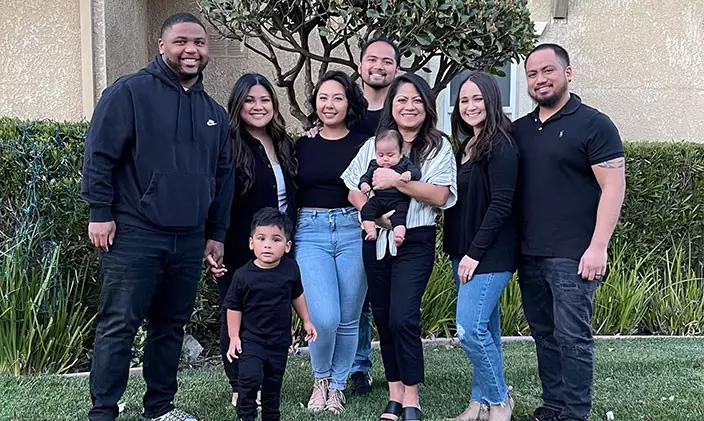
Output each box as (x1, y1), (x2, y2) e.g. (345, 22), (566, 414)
(200, 0), (538, 121)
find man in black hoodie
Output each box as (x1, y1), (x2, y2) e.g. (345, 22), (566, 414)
(81, 13), (234, 421)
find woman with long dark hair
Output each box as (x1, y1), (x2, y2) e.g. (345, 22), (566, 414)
(215, 73), (298, 408)
(342, 73), (457, 421)
(295, 70), (369, 414)
(443, 72), (519, 421)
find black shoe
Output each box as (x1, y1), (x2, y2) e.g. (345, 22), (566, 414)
(401, 406), (422, 421)
(520, 407), (561, 421)
(379, 401), (402, 421)
(349, 371), (372, 397)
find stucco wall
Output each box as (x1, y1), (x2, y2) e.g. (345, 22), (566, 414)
(0, 0), (83, 121)
(92, 0), (108, 98)
(518, 0), (704, 141)
(104, 0), (149, 85)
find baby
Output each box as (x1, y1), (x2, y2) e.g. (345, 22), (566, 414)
(359, 129), (421, 247)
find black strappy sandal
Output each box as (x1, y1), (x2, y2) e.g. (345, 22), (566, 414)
(379, 400), (403, 421)
(401, 406), (423, 421)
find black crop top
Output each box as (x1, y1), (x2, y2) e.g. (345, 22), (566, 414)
(296, 131), (369, 209)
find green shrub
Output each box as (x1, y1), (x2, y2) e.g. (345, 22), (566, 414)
(2, 117), (704, 374)
(420, 248), (457, 338)
(0, 118), (92, 273)
(499, 274), (530, 336)
(0, 118), (98, 374)
(592, 244), (658, 335)
(0, 226), (94, 375)
(616, 142), (704, 269)
(645, 241), (704, 335)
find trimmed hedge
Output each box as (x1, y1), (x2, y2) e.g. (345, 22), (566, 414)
(3, 119), (702, 273)
(615, 142), (704, 268)
(1, 118), (703, 359)
(0, 118), (90, 271)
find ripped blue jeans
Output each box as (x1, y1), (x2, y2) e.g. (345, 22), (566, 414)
(452, 257), (512, 405)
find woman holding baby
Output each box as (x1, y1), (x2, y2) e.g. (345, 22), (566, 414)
(342, 73), (457, 421)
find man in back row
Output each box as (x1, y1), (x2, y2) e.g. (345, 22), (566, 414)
(514, 44), (626, 421)
(81, 13), (234, 421)
(348, 35), (401, 397)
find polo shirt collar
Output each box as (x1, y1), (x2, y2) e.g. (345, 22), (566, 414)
(529, 93), (582, 122)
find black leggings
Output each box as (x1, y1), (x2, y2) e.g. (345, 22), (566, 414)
(362, 226), (436, 385)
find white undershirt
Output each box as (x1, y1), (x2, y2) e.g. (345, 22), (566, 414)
(272, 164), (288, 212)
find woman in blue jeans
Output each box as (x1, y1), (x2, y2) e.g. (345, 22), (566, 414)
(443, 72), (520, 421)
(295, 70), (369, 414)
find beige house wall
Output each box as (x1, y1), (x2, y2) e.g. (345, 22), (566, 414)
(518, 0), (704, 141)
(2, 0), (702, 142)
(104, 0), (149, 86)
(0, 0), (83, 121)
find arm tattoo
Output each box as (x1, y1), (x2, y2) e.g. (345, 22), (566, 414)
(596, 158), (625, 169)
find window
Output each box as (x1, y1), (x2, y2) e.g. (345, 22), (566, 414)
(442, 62), (518, 133)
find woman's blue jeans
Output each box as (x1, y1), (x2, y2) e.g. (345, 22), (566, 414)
(452, 257), (512, 405)
(295, 208), (367, 390)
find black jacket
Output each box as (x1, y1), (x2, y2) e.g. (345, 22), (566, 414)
(443, 132), (519, 274)
(223, 132), (298, 270)
(81, 55), (235, 242)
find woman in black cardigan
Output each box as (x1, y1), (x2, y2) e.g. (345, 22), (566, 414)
(443, 72), (519, 421)
(216, 73), (298, 407)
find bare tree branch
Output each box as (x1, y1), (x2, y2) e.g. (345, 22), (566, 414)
(254, 31), (357, 70)
(318, 43), (332, 80)
(200, 0), (537, 125)
(432, 61), (461, 95)
(302, 32), (314, 101)
(286, 84), (308, 124)
(343, 38), (359, 80)
(433, 54), (448, 89)
(282, 54), (307, 81)
(406, 52), (438, 74)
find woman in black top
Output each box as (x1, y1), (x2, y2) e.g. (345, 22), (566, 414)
(443, 72), (519, 421)
(215, 73), (298, 407)
(295, 71), (369, 415)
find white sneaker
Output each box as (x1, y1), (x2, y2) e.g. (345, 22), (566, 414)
(325, 388), (346, 414)
(144, 408), (197, 421)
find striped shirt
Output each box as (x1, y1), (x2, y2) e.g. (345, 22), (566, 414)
(341, 136), (458, 258)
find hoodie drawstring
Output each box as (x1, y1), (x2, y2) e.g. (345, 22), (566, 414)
(144, 55), (204, 144)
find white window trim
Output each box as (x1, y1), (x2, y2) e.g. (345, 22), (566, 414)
(442, 62), (519, 133)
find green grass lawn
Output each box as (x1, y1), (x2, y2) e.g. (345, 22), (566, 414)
(2, 339), (703, 420)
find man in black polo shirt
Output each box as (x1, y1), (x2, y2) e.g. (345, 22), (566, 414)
(513, 44), (626, 421)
